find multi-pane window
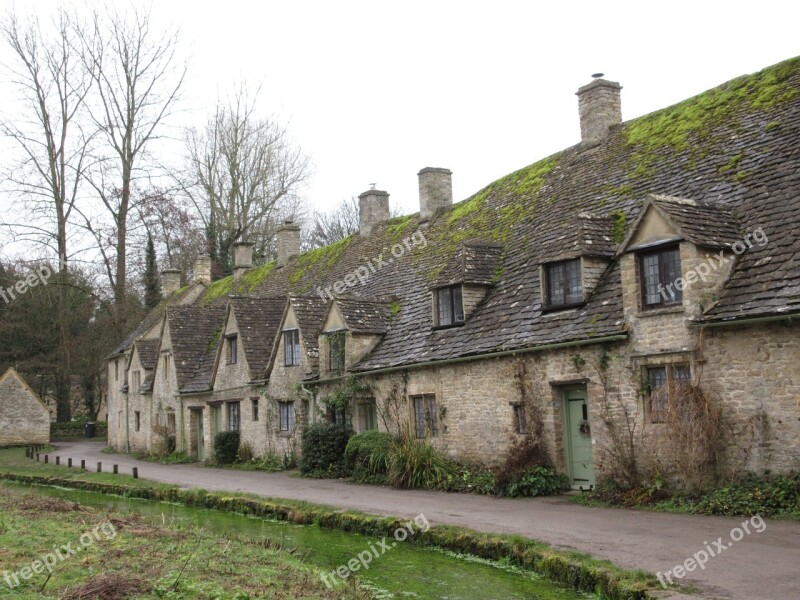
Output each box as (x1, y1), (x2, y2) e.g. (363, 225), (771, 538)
(279, 401), (296, 432)
(211, 405), (222, 437)
(412, 394), (438, 438)
(134, 411), (141, 432)
(331, 406), (352, 429)
(359, 399), (378, 431)
(647, 364), (692, 423)
(513, 404), (526, 434)
(329, 333), (345, 373)
(166, 412), (176, 435)
(227, 401), (241, 431)
(251, 398), (259, 421)
(545, 259), (583, 307)
(284, 329), (301, 366)
(227, 335), (238, 364)
(640, 246), (683, 307)
(436, 285), (465, 327)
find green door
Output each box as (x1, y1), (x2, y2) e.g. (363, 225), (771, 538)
(195, 410), (205, 462)
(564, 387), (595, 490)
(211, 405), (222, 438)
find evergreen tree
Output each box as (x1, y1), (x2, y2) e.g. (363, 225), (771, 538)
(143, 234), (161, 309)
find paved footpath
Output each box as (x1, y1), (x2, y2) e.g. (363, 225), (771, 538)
(47, 441), (799, 600)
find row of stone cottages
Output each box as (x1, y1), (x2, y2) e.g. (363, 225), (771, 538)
(108, 57), (800, 488)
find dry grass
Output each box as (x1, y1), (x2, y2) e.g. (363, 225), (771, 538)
(61, 574), (151, 600)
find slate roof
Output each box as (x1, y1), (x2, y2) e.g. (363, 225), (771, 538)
(228, 296), (286, 380)
(133, 340), (160, 371)
(433, 242), (503, 288)
(165, 305), (226, 390)
(116, 56), (800, 378)
(335, 297), (394, 334)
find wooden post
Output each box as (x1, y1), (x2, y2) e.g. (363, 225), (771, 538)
(35, 453), (40, 461)
(55, 456), (60, 466)
(132, 467), (138, 479)
(25, 448), (30, 458)
(44, 455), (48, 464)
(113, 464), (118, 475)
(68, 458), (72, 468)
(97, 462), (102, 473)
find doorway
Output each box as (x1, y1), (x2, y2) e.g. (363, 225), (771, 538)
(562, 386), (595, 490)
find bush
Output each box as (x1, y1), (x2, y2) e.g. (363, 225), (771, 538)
(500, 466), (570, 498)
(688, 472), (800, 517)
(237, 441), (255, 464)
(344, 431), (392, 482)
(441, 465), (497, 494)
(387, 431), (454, 489)
(213, 431), (240, 465)
(300, 423), (351, 477)
(493, 435), (552, 492)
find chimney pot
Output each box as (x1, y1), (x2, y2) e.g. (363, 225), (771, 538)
(277, 221), (301, 267)
(161, 269), (181, 298)
(418, 167), (453, 221)
(232, 241), (254, 282)
(576, 78), (622, 145)
(358, 189), (390, 237)
(192, 254), (211, 285)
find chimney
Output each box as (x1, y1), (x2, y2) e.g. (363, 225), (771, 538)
(576, 77), (622, 145)
(232, 241), (253, 282)
(277, 221), (301, 267)
(161, 268), (181, 298)
(358, 188), (390, 237)
(418, 167), (453, 221)
(193, 254), (211, 285)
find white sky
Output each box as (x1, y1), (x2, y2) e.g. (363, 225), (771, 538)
(1, 0), (799, 221)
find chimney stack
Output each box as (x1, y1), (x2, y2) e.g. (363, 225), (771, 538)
(418, 167), (452, 221)
(576, 77), (622, 145)
(276, 221), (301, 267)
(193, 254), (211, 285)
(232, 241), (253, 282)
(161, 269), (181, 298)
(358, 188), (390, 237)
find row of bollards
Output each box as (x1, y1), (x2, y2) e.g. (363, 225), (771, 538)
(27, 445), (138, 478)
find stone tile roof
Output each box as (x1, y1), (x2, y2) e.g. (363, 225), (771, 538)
(228, 296), (286, 381)
(134, 340), (160, 371)
(335, 297), (394, 334)
(165, 305), (226, 390)
(433, 242), (503, 288)
(288, 296), (328, 363)
(539, 213), (617, 262)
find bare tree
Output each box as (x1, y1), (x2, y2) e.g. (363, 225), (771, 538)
(184, 86), (310, 273)
(0, 9), (94, 420)
(77, 7), (186, 340)
(306, 196), (403, 249)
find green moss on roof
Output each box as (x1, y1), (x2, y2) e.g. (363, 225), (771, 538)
(626, 56), (800, 153)
(289, 234), (355, 286)
(384, 214), (415, 241)
(203, 275), (233, 304)
(239, 260), (276, 292)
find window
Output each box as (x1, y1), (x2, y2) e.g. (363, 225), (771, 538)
(167, 412), (176, 436)
(211, 404), (222, 437)
(114, 360), (119, 382)
(134, 411), (141, 432)
(330, 406), (352, 429)
(279, 401), (296, 432)
(227, 402), (241, 431)
(436, 285), (464, 327)
(163, 354), (171, 380)
(284, 330), (301, 366)
(640, 246), (682, 307)
(513, 404), (526, 434)
(227, 334), (238, 364)
(131, 371), (140, 394)
(329, 332), (345, 373)
(412, 394), (438, 438)
(358, 399), (378, 431)
(544, 259), (583, 308)
(646, 364), (692, 423)
(251, 398), (259, 421)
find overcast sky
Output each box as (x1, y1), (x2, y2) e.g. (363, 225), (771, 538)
(1, 0), (799, 221)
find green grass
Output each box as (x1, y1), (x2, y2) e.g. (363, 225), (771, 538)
(0, 484), (368, 599)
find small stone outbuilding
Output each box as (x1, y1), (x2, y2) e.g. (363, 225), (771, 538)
(0, 368), (51, 446)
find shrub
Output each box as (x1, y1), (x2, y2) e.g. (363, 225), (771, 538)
(300, 423), (351, 477)
(344, 431), (392, 481)
(442, 465), (496, 494)
(493, 435), (552, 492)
(213, 431), (240, 465)
(501, 466), (570, 497)
(688, 472), (800, 517)
(387, 430), (453, 489)
(237, 441), (255, 464)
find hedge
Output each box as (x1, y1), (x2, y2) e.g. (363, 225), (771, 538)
(51, 421), (108, 440)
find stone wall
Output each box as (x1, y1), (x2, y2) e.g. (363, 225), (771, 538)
(0, 370), (50, 446)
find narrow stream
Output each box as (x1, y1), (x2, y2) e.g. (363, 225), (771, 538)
(5, 482), (592, 600)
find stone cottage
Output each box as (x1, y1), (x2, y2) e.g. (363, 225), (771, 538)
(0, 368), (50, 446)
(108, 57), (800, 488)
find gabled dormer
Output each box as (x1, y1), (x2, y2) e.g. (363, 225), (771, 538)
(617, 195), (740, 319)
(320, 297), (393, 375)
(430, 241), (502, 328)
(539, 213), (616, 311)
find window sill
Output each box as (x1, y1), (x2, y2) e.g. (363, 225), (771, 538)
(432, 321), (465, 331)
(637, 305), (685, 317)
(278, 431), (293, 438)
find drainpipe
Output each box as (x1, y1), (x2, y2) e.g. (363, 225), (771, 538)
(694, 313), (799, 328)
(124, 392), (130, 453)
(177, 395), (185, 452)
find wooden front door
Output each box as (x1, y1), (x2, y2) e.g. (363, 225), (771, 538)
(563, 386), (595, 490)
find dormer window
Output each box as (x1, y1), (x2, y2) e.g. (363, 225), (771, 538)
(544, 259), (583, 309)
(226, 334), (238, 364)
(436, 285), (464, 327)
(283, 330), (300, 366)
(329, 332), (345, 373)
(640, 245), (682, 308)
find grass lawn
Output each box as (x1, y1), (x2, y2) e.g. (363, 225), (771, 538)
(0, 484), (368, 599)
